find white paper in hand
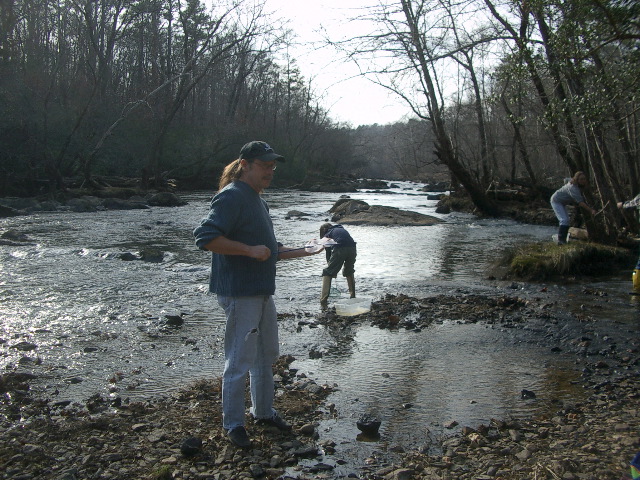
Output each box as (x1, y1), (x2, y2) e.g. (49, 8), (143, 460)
(318, 237), (338, 246)
(303, 237), (337, 253)
(304, 239), (324, 253)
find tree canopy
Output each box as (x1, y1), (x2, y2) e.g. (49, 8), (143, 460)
(1, 0), (639, 242)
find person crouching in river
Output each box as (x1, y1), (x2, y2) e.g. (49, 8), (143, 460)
(319, 223), (357, 308)
(550, 171), (597, 245)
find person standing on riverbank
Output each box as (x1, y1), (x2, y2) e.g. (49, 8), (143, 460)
(319, 223), (357, 308)
(550, 171), (597, 245)
(193, 141), (324, 449)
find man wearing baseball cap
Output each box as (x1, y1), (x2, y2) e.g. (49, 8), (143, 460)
(193, 141), (323, 448)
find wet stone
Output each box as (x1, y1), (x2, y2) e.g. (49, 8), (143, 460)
(180, 437), (203, 456)
(249, 463), (264, 477)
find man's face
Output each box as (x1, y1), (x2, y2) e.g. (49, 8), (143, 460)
(240, 159), (277, 192)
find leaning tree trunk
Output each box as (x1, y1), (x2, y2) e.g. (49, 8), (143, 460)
(401, 0), (501, 217)
(433, 127), (501, 216)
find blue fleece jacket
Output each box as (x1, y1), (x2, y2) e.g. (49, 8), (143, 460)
(193, 181), (279, 296)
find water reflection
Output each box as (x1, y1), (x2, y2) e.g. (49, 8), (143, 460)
(291, 320), (582, 454)
(0, 183), (636, 457)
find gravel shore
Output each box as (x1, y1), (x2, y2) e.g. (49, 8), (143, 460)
(1, 292), (638, 480)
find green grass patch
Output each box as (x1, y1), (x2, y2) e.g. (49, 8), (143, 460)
(497, 241), (635, 281)
(150, 465), (173, 480)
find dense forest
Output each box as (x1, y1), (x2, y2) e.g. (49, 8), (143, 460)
(0, 0), (638, 241)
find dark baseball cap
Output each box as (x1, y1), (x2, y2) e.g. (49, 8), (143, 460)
(239, 141), (285, 162)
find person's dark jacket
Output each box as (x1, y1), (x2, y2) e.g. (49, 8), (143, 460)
(323, 224), (356, 261)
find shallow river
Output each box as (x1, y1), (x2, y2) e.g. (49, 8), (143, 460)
(1, 181), (638, 467)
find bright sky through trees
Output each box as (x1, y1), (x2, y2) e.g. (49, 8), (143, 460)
(200, 0), (411, 127)
(263, 0), (410, 127)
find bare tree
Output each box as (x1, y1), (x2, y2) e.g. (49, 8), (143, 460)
(330, 0), (501, 214)
(0, 0), (342, 194)
(483, 0), (639, 243)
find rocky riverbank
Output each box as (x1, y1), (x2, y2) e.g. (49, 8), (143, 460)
(1, 291), (638, 480)
(318, 293), (640, 479)
(0, 191), (187, 217)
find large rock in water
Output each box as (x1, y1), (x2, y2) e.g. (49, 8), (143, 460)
(329, 199), (441, 226)
(146, 192), (187, 207)
(0, 204), (22, 218)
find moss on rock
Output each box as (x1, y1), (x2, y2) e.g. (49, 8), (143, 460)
(497, 242), (635, 280)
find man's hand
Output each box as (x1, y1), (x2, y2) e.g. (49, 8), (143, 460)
(204, 236), (271, 261)
(248, 245), (271, 261)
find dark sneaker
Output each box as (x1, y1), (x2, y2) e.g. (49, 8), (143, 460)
(255, 413), (292, 431)
(227, 426), (251, 448)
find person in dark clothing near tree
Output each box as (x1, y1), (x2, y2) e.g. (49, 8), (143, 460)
(319, 223), (357, 308)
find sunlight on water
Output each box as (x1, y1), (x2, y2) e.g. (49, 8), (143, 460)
(0, 183), (636, 453)
(284, 317), (584, 458)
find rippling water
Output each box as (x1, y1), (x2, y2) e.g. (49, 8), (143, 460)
(1, 181), (638, 462)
